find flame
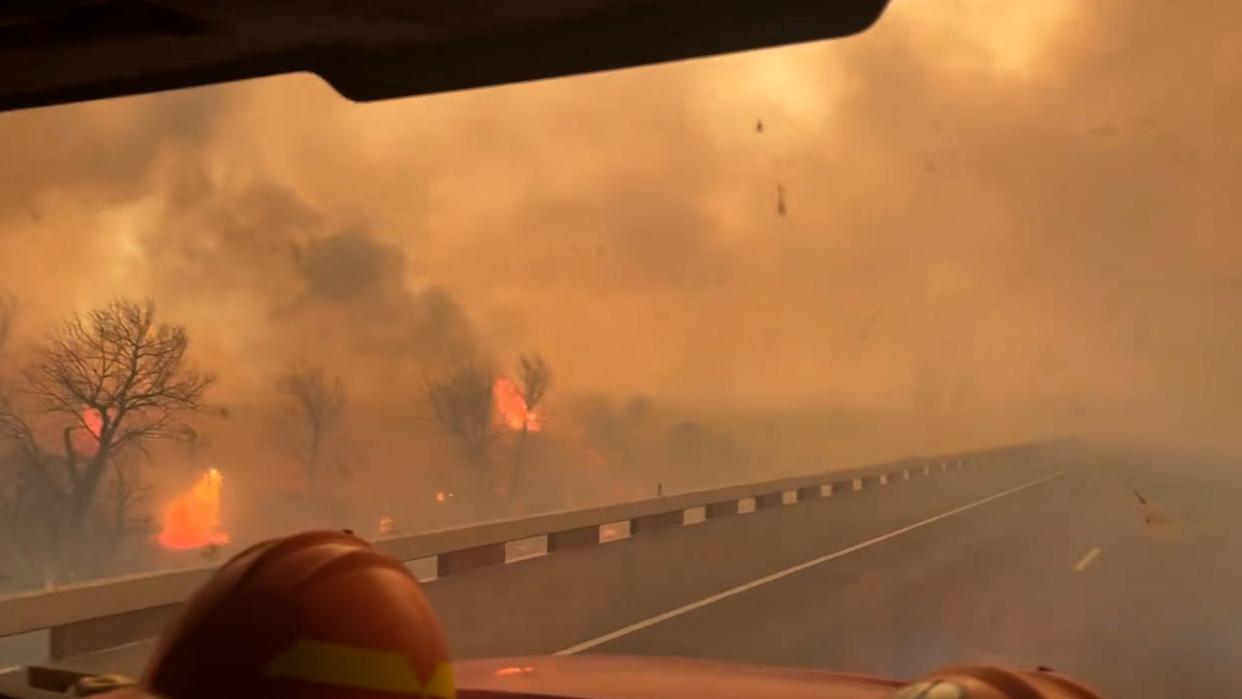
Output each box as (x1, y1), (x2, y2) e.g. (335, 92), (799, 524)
(492, 377), (540, 432)
(435, 491), (454, 504)
(71, 408), (104, 456)
(157, 468), (230, 551)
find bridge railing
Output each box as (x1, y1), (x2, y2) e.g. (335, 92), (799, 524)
(0, 440), (1062, 664)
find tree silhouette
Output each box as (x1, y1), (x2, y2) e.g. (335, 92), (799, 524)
(0, 299), (212, 581)
(275, 363), (347, 483)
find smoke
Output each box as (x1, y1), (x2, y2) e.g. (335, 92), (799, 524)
(288, 228), (475, 365)
(0, 0), (1239, 553)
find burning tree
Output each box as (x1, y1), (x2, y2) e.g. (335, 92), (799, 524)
(0, 299), (213, 583)
(425, 355), (552, 504)
(508, 353), (550, 492)
(426, 361), (497, 488)
(275, 363), (347, 484)
(517, 354), (551, 420)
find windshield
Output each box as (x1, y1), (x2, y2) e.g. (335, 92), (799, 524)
(0, 1), (1238, 697)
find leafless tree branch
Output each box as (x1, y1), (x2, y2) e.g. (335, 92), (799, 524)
(510, 353), (552, 493)
(517, 353), (551, 413)
(0, 299), (213, 582)
(426, 361), (496, 478)
(275, 363), (347, 483)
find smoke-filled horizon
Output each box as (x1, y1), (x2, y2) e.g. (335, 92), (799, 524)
(1, 0), (1239, 519)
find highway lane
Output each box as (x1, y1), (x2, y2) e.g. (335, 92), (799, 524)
(21, 442), (1237, 699)
(559, 449), (1242, 698)
(422, 452), (1068, 660)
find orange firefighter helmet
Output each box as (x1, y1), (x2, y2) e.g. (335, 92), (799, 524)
(137, 530), (453, 699)
(893, 665), (1106, 699)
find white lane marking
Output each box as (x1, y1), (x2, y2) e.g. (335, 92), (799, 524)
(554, 471), (1066, 655)
(1073, 547), (1101, 572)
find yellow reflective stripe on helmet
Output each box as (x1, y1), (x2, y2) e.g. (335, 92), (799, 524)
(263, 640), (455, 697)
(422, 661), (456, 699)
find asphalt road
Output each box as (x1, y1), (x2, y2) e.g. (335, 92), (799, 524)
(422, 445), (1241, 698)
(13, 443), (1241, 698)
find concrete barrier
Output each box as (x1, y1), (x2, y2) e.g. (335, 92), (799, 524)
(0, 439), (1067, 664)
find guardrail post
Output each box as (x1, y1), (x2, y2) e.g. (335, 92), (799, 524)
(755, 492), (785, 509)
(796, 485), (821, 501)
(437, 543), (506, 577)
(547, 525), (600, 552)
(631, 510), (682, 534)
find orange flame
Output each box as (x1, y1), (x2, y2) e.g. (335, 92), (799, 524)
(378, 516), (396, 535)
(157, 468), (230, 551)
(72, 408), (104, 456)
(493, 377), (540, 432)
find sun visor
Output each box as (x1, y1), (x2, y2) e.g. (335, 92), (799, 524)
(0, 0), (890, 112)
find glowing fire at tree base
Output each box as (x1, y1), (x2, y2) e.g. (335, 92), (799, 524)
(157, 468), (230, 551)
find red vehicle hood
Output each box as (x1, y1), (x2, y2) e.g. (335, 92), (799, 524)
(454, 655), (903, 699)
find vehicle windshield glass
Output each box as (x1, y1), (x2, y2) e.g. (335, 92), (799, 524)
(0, 1), (1237, 697)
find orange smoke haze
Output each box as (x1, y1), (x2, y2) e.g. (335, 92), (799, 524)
(0, 0), (1238, 545)
(157, 468), (230, 551)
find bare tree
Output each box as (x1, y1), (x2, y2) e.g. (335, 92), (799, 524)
(426, 361), (496, 487)
(0, 299), (213, 580)
(0, 435), (63, 585)
(517, 354), (551, 416)
(102, 459), (150, 561)
(510, 353), (551, 492)
(275, 364), (347, 483)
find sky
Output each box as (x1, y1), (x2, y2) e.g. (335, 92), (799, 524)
(0, 0), (1239, 510)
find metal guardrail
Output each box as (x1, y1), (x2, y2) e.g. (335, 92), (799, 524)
(0, 440), (1059, 663)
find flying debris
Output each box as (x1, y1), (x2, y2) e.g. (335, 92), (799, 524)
(776, 184), (787, 216)
(1134, 490), (1166, 525)
(755, 119), (764, 134)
